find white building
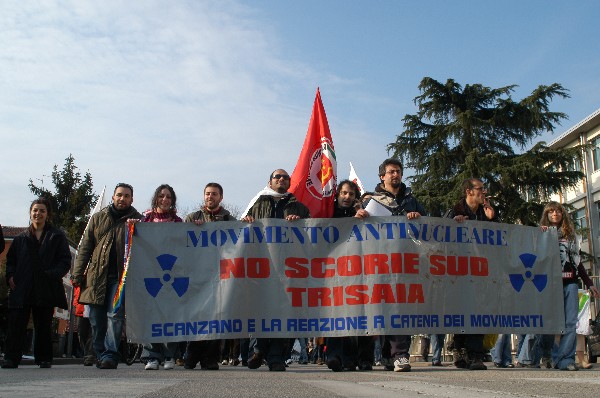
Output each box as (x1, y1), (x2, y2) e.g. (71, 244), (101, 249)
(548, 107), (600, 282)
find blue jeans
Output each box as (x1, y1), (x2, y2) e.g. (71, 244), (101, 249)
(430, 334), (445, 363)
(142, 342), (180, 362)
(552, 283), (578, 369)
(491, 334), (513, 366)
(89, 279), (125, 363)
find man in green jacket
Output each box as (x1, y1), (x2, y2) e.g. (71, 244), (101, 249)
(71, 183), (142, 369)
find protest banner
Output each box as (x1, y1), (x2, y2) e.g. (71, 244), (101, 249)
(125, 217), (564, 343)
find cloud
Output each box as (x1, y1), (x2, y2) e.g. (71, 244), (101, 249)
(0, 0), (386, 227)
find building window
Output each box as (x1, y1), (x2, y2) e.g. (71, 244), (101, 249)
(572, 208), (587, 230)
(591, 136), (600, 171)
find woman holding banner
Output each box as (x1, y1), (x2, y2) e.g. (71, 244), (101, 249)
(539, 201), (599, 371)
(137, 184), (183, 371)
(2, 197), (71, 369)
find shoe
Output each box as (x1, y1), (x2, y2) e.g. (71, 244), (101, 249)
(298, 360), (308, 365)
(432, 361), (443, 367)
(579, 362), (593, 369)
(221, 359), (229, 365)
(516, 362), (539, 368)
(145, 359), (159, 370)
(316, 358), (324, 365)
(241, 360), (248, 366)
(394, 357), (411, 372)
(506, 363), (515, 368)
(176, 358), (185, 366)
(247, 352), (264, 369)
(541, 357), (552, 369)
(285, 358), (294, 366)
(358, 361), (372, 371)
(232, 359), (240, 366)
(184, 363), (196, 370)
(469, 359), (487, 370)
(201, 363), (219, 370)
(564, 363), (578, 371)
(453, 349), (468, 369)
(494, 362), (506, 368)
(375, 361), (382, 366)
(1, 360), (18, 369)
(326, 357), (342, 372)
(39, 362), (52, 368)
(163, 358), (175, 370)
(99, 359), (118, 369)
(268, 362), (286, 371)
(83, 357), (95, 367)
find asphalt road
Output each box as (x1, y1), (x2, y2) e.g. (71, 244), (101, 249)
(1, 360), (599, 398)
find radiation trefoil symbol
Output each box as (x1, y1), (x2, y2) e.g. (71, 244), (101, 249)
(144, 254), (189, 298)
(509, 253), (547, 293)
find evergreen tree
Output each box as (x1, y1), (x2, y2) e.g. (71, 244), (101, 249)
(29, 154), (98, 243)
(388, 77), (584, 225)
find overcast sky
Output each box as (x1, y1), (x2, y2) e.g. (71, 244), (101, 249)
(2, 0), (599, 227)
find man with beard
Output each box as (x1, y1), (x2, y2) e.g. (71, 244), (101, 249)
(326, 180), (374, 372)
(72, 183), (142, 369)
(184, 182), (233, 370)
(445, 178), (497, 371)
(242, 168), (310, 371)
(361, 159), (425, 372)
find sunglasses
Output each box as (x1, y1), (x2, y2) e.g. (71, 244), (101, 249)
(272, 174), (290, 180)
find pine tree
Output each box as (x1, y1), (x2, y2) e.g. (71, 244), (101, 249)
(29, 154), (98, 242)
(388, 77), (584, 225)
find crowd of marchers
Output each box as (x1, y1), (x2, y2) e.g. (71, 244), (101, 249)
(2, 158), (598, 372)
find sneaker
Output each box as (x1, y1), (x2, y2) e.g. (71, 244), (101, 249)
(99, 359), (118, 369)
(269, 362), (286, 371)
(163, 358), (175, 370)
(145, 359), (159, 370)
(285, 358), (294, 366)
(326, 357), (342, 372)
(469, 359), (487, 370)
(394, 357), (411, 372)
(541, 357), (552, 369)
(453, 349), (468, 369)
(375, 361), (382, 366)
(221, 359), (229, 365)
(1, 359), (18, 369)
(564, 363), (578, 371)
(201, 363), (219, 370)
(247, 352), (264, 369)
(358, 361), (372, 371)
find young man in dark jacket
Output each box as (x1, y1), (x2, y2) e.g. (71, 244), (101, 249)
(445, 178), (497, 371)
(361, 159), (426, 373)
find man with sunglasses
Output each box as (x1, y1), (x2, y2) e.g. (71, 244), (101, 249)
(72, 183), (142, 369)
(242, 169), (310, 371)
(445, 178), (497, 370)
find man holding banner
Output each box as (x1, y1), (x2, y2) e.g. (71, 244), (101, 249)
(183, 182), (233, 370)
(445, 178), (497, 371)
(72, 183), (142, 369)
(361, 159), (426, 373)
(242, 168), (310, 371)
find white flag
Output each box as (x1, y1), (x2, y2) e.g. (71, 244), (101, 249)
(349, 162), (365, 194)
(77, 185), (108, 249)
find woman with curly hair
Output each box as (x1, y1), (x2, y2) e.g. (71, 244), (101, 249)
(538, 201), (599, 371)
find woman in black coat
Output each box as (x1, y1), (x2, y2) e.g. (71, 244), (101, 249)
(2, 197), (71, 369)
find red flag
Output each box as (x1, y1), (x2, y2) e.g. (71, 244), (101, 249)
(290, 88), (337, 218)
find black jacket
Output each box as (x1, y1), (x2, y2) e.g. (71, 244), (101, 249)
(5, 225), (71, 309)
(445, 198), (498, 222)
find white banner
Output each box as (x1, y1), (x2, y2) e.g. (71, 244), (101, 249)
(125, 217), (564, 343)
